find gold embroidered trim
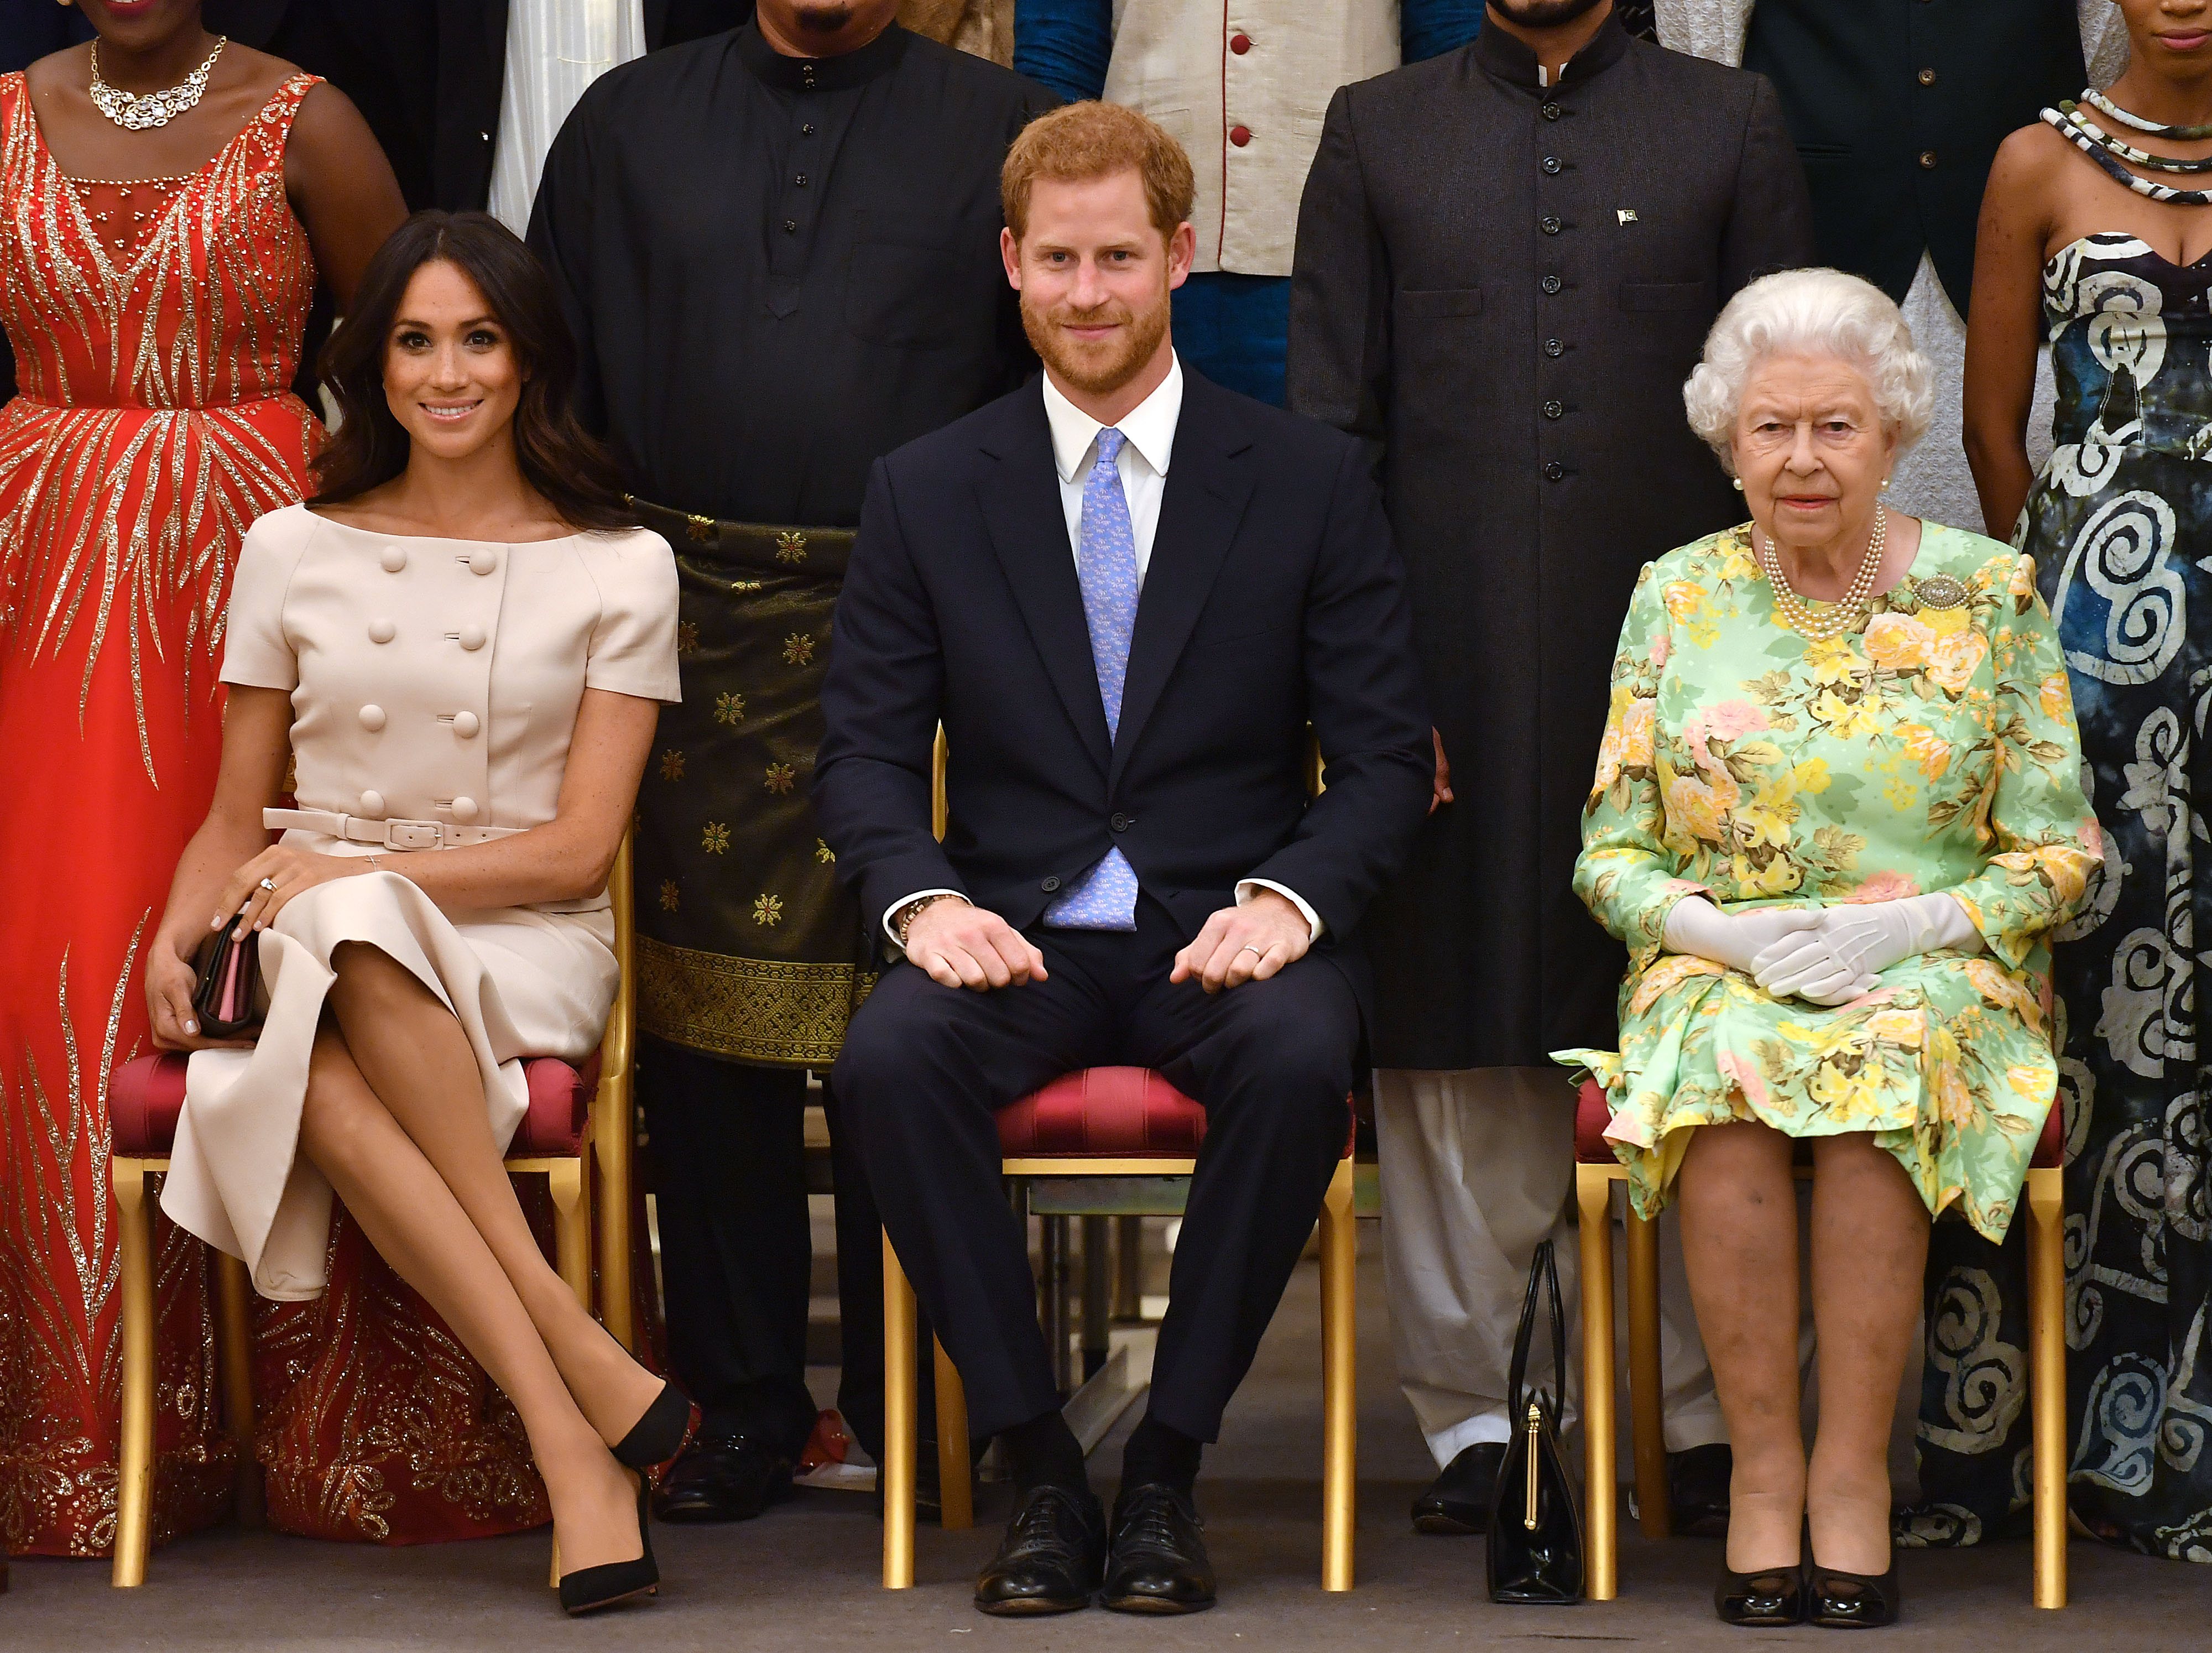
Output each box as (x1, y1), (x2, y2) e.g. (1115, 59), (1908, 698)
(637, 937), (874, 1067)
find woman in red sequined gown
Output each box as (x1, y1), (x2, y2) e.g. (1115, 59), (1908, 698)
(0, 7), (421, 1557)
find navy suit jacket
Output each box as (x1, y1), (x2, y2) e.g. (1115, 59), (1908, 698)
(813, 368), (1433, 1013)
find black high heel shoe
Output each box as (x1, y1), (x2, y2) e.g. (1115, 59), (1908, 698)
(1808, 1558), (1900, 1628)
(558, 1471), (659, 1617)
(612, 1380), (695, 1471)
(1714, 1558), (1806, 1626)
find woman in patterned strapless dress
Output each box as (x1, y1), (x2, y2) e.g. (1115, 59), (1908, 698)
(0, 8), (404, 1557)
(1961, 0), (2212, 1565)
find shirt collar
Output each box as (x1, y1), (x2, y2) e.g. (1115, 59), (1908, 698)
(1470, 8), (1629, 91)
(734, 17), (909, 93)
(1042, 352), (1183, 484)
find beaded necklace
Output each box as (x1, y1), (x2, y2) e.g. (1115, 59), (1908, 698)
(2041, 91), (2212, 207)
(2084, 86), (2212, 141)
(1756, 507), (1886, 644)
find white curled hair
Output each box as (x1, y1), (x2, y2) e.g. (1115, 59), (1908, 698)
(1682, 268), (1933, 473)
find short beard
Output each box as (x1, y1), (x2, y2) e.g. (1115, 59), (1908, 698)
(1022, 289), (1172, 399)
(1487, 0), (1609, 28)
(792, 2), (856, 35)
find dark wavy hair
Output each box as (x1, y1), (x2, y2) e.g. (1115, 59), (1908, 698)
(311, 211), (635, 531)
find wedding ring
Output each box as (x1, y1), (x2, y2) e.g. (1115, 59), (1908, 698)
(1238, 945), (1264, 959)
(258, 877), (278, 892)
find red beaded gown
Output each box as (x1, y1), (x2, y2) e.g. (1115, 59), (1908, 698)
(0, 72), (549, 1556)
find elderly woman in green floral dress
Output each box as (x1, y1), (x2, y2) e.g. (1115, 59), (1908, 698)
(1557, 269), (2100, 1630)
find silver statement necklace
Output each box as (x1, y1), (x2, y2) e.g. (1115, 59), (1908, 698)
(1757, 505), (1887, 644)
(88, 36), (226, 132)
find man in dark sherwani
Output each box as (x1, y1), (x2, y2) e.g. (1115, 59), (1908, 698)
(1288, 0), (1814, 1536)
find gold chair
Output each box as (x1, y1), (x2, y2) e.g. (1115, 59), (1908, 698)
(878, 734), (1358, 1592)
(1571, 1077), (2069, 1607)
(106, 833), (639, 1586)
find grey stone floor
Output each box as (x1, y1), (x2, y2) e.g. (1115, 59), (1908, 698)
(6, 1248), (2203, 1651)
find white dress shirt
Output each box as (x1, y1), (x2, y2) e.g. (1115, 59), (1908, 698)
(883, 353), (1322, 949)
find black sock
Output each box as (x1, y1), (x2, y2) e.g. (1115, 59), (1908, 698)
(999, 1409), (1087, 1496)
(1119, 1414), (1202, 1496)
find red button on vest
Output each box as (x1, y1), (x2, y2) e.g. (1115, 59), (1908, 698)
(1230, 125), (1253, 147)
(1230, 33), (1252, 53)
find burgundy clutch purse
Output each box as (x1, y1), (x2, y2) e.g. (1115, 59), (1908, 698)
(190, 925), (263, 1038)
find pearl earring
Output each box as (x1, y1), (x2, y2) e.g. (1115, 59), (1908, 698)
(1731, 477), (1744, 491)
(1880, 477), (1891, 491)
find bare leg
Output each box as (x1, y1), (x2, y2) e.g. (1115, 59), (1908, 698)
(299, 1023), (643, 1571)
(1806, 1133), (1927, 1575)
(324, 943), (663, 1444)
(1676, 1120), (1804, 1573)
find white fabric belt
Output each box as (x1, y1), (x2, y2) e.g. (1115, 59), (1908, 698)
(264, 808), (524, 851)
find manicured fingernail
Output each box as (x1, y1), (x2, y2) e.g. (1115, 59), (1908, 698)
(210, 915), (223, 929)
(184, 1021), (197, 1036)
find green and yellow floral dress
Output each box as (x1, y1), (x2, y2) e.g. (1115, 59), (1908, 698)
(1553, 522), (2101, 1242)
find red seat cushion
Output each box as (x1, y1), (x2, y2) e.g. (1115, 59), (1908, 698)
(107, 1049), (602, 1159)
(1574, 1075), (2066, 1170)
(998, 1067), (1208, 1158)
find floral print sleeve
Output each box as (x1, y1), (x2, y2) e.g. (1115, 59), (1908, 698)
(1938, 553), (2102, 970)
(1574, 560), (1707, 968)
(1552, 524), (2104, 1245)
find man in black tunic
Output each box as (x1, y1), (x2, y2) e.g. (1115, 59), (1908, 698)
(529, 0), (1054, 1522)
(1288, 0), (1813, 1534)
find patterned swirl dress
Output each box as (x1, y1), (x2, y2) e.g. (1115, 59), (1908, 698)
(1556, 523), (2099, 1241)
(1999, 232), (2212, 1561)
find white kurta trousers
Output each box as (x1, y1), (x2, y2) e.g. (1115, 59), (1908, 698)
(1375, 1066), (1729, 1469)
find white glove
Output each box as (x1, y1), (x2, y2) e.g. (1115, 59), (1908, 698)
(1751, 892), (1984, 1007)
(1661, 896), (1823, 975)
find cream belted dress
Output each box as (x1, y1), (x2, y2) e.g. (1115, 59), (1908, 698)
(160, 504), (680, 1300)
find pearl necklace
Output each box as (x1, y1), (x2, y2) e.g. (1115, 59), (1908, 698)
(88, 36), (226, 132)
(1757, 505), (1886, 644)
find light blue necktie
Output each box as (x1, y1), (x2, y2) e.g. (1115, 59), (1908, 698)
(1044, 427), (1141, 930)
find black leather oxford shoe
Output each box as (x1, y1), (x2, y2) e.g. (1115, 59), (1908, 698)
(1412, 1442), (1505, 1534)
(1668, 1443), (1734, 1539)
(974, 1484), (1107, 1616)
(1102, 1483), (1215, 1614)
(650, 1431), (795, 1524)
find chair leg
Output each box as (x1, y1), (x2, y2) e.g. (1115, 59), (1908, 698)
(1575, 1165), (1619, 1602)
(933, 1336), (973, 1531)
(547, 1160), (591, 1312)
(1318, 1157), (1358, 1592)
(212, 1252), (263, 1529)
(594, 1070), (636, 1354)
(883, 1229), (918, 1589)
(1625, 1207), (1671, 1539)
(2027, 1165), (2068, 1609)
(109, 1159), (156, 1588)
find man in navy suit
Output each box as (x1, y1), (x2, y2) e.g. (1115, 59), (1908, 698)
(816, 102), (1432, 1617)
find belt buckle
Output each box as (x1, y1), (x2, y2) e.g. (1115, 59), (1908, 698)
(383, 821), (444, 851)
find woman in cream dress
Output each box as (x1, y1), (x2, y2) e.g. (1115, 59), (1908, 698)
(145, 212), (689, 1615)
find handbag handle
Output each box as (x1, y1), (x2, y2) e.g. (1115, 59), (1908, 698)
(1506, 1237), (1568, 1421)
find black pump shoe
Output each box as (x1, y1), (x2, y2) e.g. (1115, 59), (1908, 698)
(1715, 1559), (1805, 1626)
(558, 1472), (660, 1617)
(611, 1380), (696, 1471)
(1809, 1560), (1900, 1628)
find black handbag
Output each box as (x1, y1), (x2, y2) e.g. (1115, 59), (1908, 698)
(1486, 1238), (1585, 1604)
(189, 924), (263, 1039)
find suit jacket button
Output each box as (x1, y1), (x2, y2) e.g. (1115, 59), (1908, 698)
(368, 617), (396, 643)
(1041, 876), (1062, 893)
(358, 704), (386, 732)
(452, 711), (481, 738)
(379, 544), (406, 573)
(468, 546), (500, 575)
(1110, 812), (1133, 832)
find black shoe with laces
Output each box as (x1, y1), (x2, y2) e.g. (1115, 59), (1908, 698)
(973, 1484), (1107, 1616)
(650, 1431), (794, 1524)
(1102, 1483), (1215, 1614)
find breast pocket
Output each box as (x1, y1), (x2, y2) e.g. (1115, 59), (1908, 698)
(1618, 281), (1712, 314)
(844, 215), (968, 350)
